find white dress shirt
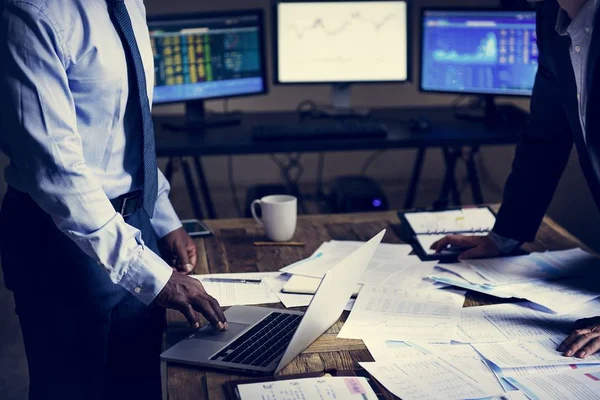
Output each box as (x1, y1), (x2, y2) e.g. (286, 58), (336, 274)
(0, 0), (181, 304)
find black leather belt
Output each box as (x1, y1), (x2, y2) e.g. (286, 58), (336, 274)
(110, 191), (142, 217)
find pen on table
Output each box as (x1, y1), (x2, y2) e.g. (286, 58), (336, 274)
(254, 241), (305, 247)
(201, 278), (263, 284)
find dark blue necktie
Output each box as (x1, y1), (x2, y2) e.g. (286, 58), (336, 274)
(106, 0), (158, 217)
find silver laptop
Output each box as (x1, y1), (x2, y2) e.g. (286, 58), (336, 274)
(160, 230), (385, 375)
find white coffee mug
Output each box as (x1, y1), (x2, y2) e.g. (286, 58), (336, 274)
(251, 195), (297, 242)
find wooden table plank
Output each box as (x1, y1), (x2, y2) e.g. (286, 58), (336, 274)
(166, 210), (587, 400)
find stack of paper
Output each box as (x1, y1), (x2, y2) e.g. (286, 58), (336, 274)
(429, 248), (600, 314)
(504, 367), (600, 399)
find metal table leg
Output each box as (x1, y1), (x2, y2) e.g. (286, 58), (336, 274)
(193, 157), (217, 219)
(180, 158), (204, 219)
(404, 147), (427, 210)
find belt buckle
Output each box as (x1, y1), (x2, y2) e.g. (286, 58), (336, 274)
(120, 193), (138, 217)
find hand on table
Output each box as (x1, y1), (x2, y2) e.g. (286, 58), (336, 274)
(430, 234), (501, 260)
(155, 272), (228, 331)
(159, 227), (197, 274)
(558, 317), (600, 358)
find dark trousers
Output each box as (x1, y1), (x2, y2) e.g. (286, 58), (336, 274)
(0, 188), (164, 400)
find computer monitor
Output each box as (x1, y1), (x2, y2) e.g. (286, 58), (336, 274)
(274, 1), (410, 114)
(420, 9), (537, 120)
(148, 10), (267, 126)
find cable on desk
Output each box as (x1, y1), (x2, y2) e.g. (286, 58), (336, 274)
(227, 156), (244, 218)
(360, 150), (386, 176)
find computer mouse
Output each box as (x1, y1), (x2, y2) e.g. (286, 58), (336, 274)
(408, 116), (432, 132)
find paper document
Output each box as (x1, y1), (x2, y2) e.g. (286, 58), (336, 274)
(473, 337), (600, 368)
(360, 260), (440, 289)
(237, 376), (379, 400)
(360, 355), (505, 400)
(463, 248), (599, 286)
(431, 269), (600, 314)
(364, 340), (497, 383)
(281, 241), (412, 279)
(404, 207), (496, 234)
(338, 286), (465, 342)
(504, 368), (600, 400)
(263, 274), (313, 308)
(191, 272), (280, 307)
(454, 303), (576, 343)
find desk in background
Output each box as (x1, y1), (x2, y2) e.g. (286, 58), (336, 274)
(163, 209), (584, 400)
(154, 106), (526, 219)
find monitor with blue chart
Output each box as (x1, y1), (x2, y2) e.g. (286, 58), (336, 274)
(148, 10), (267, 127)
(421, 9), (537, 120)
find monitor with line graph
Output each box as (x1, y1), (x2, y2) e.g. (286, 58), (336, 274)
(420, 9), (538, 97)
(274, 1), (410, 112)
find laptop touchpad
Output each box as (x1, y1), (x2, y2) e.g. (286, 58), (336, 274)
(191, 322), (249, 343)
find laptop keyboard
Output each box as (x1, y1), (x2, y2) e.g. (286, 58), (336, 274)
(210, 312), (302, 367)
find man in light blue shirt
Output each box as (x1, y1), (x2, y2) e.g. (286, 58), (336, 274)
(0, 1), (227, 398)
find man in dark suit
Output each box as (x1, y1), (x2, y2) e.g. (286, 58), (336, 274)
(432, 0), (600, 358)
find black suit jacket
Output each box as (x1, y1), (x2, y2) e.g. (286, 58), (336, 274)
(494, 1), (600, 242)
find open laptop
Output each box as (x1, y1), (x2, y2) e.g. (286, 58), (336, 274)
(160, 230), (385, 375)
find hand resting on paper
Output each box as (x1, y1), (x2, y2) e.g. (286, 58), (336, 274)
(558, 317), (600, 358)
(430, 234), (501, 260)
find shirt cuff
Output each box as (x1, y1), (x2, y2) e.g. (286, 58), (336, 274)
(150, 194), (183, 239)
(120, 246), (173, 305)
(488, 231), (521, 255)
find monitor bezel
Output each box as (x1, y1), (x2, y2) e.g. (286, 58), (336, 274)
(272, 0), (413, 85)
(147, 9), (269, 105)
(419, 6), (537, 98)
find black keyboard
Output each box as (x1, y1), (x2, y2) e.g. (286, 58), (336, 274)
(253, 120), (388, 141)
(209, 312), (302, 367)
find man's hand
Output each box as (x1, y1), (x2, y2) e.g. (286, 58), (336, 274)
(155, 272), (228, 331)
(159, 227), (197, 274)
(558, 317), (600, 358)
(430, 234), (501, 260)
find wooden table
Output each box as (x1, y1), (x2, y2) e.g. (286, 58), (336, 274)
(164, 211), (586, 400)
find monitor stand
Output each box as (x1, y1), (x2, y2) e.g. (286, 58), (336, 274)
(304, 84), (371, 119)
(454, 95), (529, 125)
(185, 99), (242, 131)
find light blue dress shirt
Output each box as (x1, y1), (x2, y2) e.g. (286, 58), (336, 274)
(491, 1), (599, 253)
(0, 0), (181, 304)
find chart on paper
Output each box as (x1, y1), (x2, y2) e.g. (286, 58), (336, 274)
(338, 286), (464, 342)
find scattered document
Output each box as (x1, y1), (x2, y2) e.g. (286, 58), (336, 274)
(364, 340), (497, 380)
(463, 248), (600, 286)
(473, 337), (600, 368)
(430, 270), (600, 314)
(237, 376), (379, 400)
(488, 362), (600, 392)
(281, 241), (413, 279)
(504, 368), (600, 400)
(454, 303), (576, 343)
(360, 260), (441, 289)
(338, 286), (465, 342)
(360, 355), (505, 400)
(263, 274), (313, 308)
(191, 272), (281, 307)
